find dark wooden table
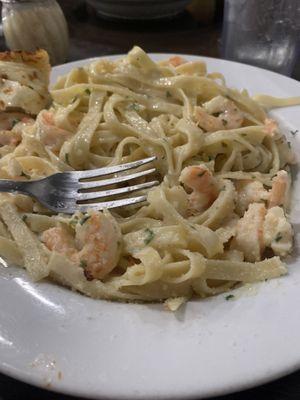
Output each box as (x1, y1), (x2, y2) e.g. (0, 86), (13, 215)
(0, 1), (299, 399)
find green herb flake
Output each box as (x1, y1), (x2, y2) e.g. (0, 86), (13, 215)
(80, 259), (87, 268)
(225, 294), (235, 301)
(275, 233), (283, 242)
(144, 228), (155, 245)
(65, 153), (69, 164)
(198, 171), (206, 177)
(80, 215), (91, 225)
(11, 118), (20, 128)
(221, 141), (228, 148)
(288, 141), (291, 148)
(85, 88), (91, 95)
(241, 133), (247, 137)
(128, 103), (140, 111)
(71, 96), (78, 104)
(22, 215), (27, 222)
(290, 129), (298, 136)
(222, 119), (228, 126)
(166, 91), (172, 98)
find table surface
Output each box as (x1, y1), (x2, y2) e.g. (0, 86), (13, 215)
(0, 1), (299, 399)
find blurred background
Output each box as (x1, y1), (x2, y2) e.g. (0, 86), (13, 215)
(0, 0), (299, 79)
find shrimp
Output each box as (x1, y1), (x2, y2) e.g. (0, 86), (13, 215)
(194, 95), (244, 132)
(42, 212), (122, 281)
(0, 111), (32, 131)
(37, 110), (73, 153)
(42, 226), (77, 260)
(263, 118), (279, 137)
(75, 212), (121, 280)
(168, 56), (187, 67)
(0, 130), (21, 147)
(235, 180), (269, 215)
(234, 203), (266, 262)
(263, 206), (293, 257)
(0, 112), (34, 146)
(180, 164), (219, 214)
(268, 170), (290, 209)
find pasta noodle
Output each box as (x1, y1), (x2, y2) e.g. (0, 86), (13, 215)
(0, 46), (298, 309)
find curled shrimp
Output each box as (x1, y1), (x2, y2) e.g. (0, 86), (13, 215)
(168, 56), (187, 67)
(194, 95), (244, 132)
(42, 226), (77, 260)
(234, 202), (293, 261)
(180, 164), (219, 214)
(269, 170), (290, 209)
(42, 211), (122, 280)
(263, 118), (279, 137)
(234, 203), (266, 262)
(37, 110), (73, 153)
(0, 112), (34, 146)
(235, 180), (269, 215)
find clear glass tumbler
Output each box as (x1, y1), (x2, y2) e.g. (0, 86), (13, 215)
(221, 0), (300, 75)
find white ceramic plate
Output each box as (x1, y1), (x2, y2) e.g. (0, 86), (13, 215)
(0, 55), (300, 399)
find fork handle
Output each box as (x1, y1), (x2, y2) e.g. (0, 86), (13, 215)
(0, 179), (31, 195)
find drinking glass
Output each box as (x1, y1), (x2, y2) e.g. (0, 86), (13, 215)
(221, 0), (300, 75)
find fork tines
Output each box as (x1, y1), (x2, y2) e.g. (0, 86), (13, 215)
(73, 156), (158, 211)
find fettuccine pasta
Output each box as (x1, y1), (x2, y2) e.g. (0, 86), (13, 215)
(0, 46), (297, 310)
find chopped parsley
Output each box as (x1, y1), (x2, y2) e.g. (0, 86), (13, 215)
(80, 215), (91, 225)
(22, 215), (27, 222)
(290, 129), (298, 136)
(85, 88), (91, 95)
(221, 141), (228, 148)
(288, 141), (291, 148)
(11, 118), (20, 128)
(166, 91), (172, 98)
(241, 133), (247, 137)
(225, 294), (235, 301)
(275, 233), (283, 242)
(128, 103), (140, 111)
(144, 228), (155, 245)
(65, 153), (69, 164)
(71, 96), (78, 103)
(222, 119), (228, 126)
(79, 259), (87, 268)
(198, 171), (206, 177)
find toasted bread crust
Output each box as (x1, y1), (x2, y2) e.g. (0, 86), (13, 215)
(0, 49), (50, 85)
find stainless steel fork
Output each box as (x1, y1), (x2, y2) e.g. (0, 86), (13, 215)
(0, 156), (158, 214)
